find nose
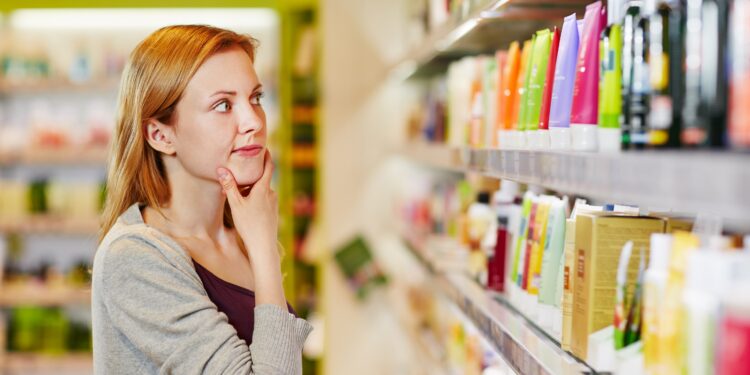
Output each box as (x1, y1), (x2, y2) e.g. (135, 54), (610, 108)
(237, 102), (264, 135)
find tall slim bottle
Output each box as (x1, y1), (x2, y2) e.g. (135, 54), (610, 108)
(629, 0), (654, 149)
(729, 0), (750, 147)
(681, 0), (706, 146)
(647, 0), (683, 148)
(697, 0), (729, 147)
(621, 1), (644, 148)
(599, 0), (626, 152)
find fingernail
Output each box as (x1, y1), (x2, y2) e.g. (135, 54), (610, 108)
(217, 169), (228, 181)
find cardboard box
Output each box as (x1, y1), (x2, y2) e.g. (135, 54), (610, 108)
(561, 218), (576, 351)
(570, 213), (665, 360)
(649, 212), (694, 233)
(665, 217), (693, 233)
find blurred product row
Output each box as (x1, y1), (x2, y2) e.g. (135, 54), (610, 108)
(408, 0), (750, 151)
(397, 175), (750, 374)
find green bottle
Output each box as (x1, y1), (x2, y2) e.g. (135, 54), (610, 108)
(599, 0), (625, 152)
(517, 34), (537, 146)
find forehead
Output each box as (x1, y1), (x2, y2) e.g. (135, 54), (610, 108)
(184, 47), (259, 95)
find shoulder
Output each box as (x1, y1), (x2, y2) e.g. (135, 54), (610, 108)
(93, 222), (196, 285)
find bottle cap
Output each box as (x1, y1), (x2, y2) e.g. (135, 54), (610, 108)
(549, 127), (571, 150)
(571, 123), (598, 151)
(598, 127), (622, 153)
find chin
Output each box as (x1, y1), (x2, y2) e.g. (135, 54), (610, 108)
(232, 168), (263, 187)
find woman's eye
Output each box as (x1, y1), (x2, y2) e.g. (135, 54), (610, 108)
(251, 92), (265, 106)
(214, 101), (231, 112)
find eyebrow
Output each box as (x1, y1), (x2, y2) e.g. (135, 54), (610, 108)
(209, 84), (263, 98)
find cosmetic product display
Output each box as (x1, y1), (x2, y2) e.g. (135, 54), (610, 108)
(408, 0), (736, 155)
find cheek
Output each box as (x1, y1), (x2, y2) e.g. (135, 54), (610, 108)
(176, 123), (235, 177)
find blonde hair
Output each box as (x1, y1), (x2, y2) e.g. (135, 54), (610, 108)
(99, 25), (257, 243)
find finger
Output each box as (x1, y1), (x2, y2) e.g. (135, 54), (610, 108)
(258, 149), (275, 189)
(217, 167), (242, 205)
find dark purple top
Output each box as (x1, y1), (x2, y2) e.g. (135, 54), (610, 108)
(193, 260), (296, 344)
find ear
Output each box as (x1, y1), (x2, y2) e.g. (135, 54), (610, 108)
(144, 119), (177, 155)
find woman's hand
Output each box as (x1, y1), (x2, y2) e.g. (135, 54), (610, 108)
(217, 150), (285, 307)
(217, 150), (278, 261)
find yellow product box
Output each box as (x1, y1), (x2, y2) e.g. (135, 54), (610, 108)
(570, 213), (665, 360)
(561, 218), (576, 351)
(650, 212), (694, 233)
(665, 217), (693, 233)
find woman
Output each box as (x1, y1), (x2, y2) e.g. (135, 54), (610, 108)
(92, 25), (311, 374)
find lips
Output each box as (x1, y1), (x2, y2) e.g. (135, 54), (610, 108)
(232, 144), (263, 157)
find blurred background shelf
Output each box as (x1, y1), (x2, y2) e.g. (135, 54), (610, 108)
(0, 78), (119, 95)
(1, 353), (92, 375)
(0, 285), (90, 307)
(403, 235), (593, 375)
(403, 143), (750, 231)
(0, 148), (108, 167)
(391, 0), (588, 80)
(0, 216), (100, 236)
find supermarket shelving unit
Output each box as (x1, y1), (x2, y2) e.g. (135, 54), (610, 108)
(0, 216), (99, 236)
(403, 143), (750, 231)
(2, 353), (92, 375)
(0, 147), (108, 167)
(394, 0), (750, 374)
(404, 235), (591, 375)
(391, 0), (589, 79)
(0, 286), (90, 308)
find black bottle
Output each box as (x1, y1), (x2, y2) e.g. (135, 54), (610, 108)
(621, 1), (644, 149)
(628, 0), (651, 149)
(647, 0), (684, 148)
(697, 0), (729, 147)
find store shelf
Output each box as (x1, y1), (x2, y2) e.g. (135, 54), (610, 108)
(403, 235), (594, 375)
(0, 285), (91, 307)
(0, 78), (119, 95)
(391, 0), (587, 80)
(0, 216), (100, 235)
(0, 147), (108, 167)
(403, 143), (750, 231)
(1, 353), (92, 375)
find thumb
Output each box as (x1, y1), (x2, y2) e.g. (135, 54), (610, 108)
(258, 150), (275, 189)
(217, 167), (241, 204)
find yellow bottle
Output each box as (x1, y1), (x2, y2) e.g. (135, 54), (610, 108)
(657, 231), (699, 374)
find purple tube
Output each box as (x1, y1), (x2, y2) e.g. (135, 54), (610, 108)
(570, 1), (605, 151)
(548, 14), (581, 149)
(549, 15), (580, 129)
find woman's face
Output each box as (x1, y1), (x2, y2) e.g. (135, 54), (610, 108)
(169, 47), (267, 187)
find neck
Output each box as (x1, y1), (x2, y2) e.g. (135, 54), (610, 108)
(155, 157), (226, 242)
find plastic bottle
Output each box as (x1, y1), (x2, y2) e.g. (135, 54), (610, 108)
(621, 0), (644, 148)
(598, 0), (625, 152)
(647, 0), (683, 148)
(643, 233), (672, 375)
(628, 0), (653, 149)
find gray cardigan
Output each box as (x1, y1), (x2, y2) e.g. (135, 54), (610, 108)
(92, 203), (312, 374)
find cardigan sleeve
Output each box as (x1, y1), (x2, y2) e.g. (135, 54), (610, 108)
(99, 235), (312, 374)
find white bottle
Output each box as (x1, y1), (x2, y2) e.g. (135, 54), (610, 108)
(642, 233), (672, 375)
